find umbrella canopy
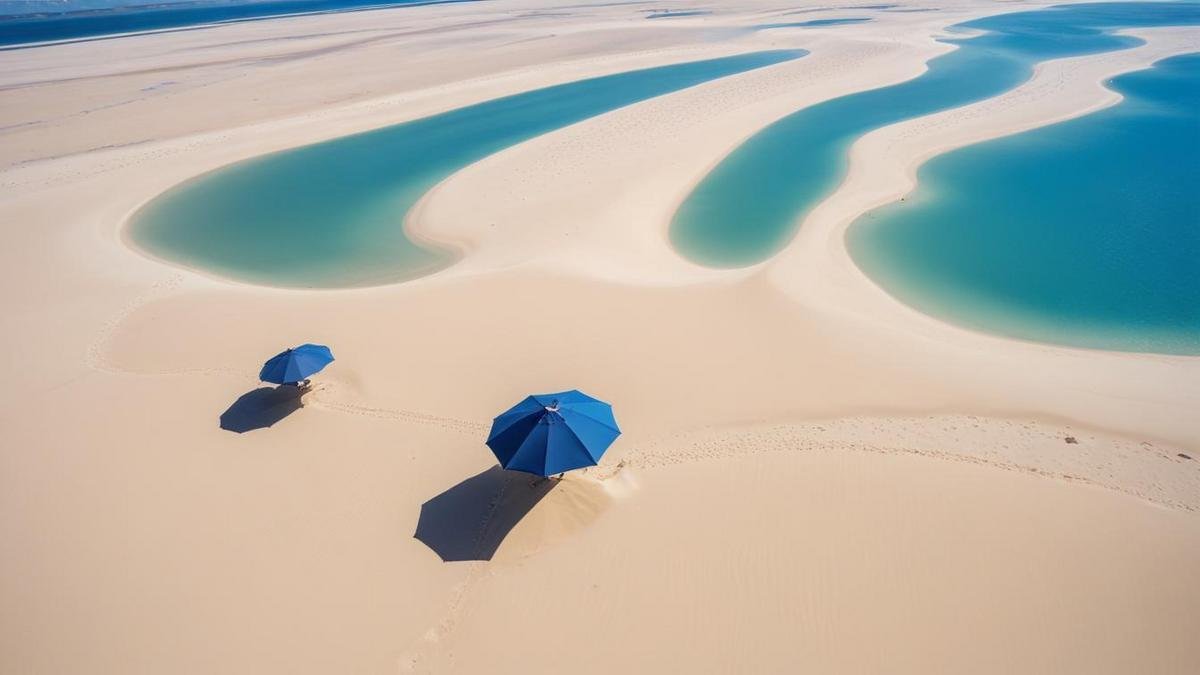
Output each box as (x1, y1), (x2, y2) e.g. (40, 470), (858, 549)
(486, 390), (620, 477)
(259, 343), (334, 384)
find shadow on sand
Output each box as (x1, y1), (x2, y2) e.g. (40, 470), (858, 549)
(414, 466), (558, 562)
(219, 385), (305, 433)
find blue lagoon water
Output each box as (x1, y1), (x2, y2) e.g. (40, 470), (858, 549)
(848, 53), (1200, 354)
(130, 50), (805, 288)
(671, 2), (1200, 267)
(668, 2), (1200, 353)
(0, 0), (475, 48)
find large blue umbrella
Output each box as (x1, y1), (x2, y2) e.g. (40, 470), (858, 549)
(259, 343), (334, 385)
(486, 390), (620, 477)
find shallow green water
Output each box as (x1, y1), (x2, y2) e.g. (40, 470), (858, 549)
(848, 53), (1200, 354)
(130, 50), (805, 287)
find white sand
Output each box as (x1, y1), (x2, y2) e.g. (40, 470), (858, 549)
(1, 1), (1198, 672)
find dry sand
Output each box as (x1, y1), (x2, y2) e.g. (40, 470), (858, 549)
(1, 1), (1198, 673)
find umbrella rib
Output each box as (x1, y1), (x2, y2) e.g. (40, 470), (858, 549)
(507, 415), (550, 473)
(488, 410), (536, 442)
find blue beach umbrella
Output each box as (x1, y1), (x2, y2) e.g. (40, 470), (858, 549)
(486, 390), (620, 477)
(259, 343), (334, 385)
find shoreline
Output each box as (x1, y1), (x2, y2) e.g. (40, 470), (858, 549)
(2, 1), (1193, 441)
(91, 14), (1199, 448)
(121, 48), (809, 289)
(99, 11), (1196, 352)
(834, 41), (1200, 356)
(761, 25), (1200, 440)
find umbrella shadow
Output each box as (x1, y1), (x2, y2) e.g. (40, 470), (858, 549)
(414, 466), (558, 562)
(219, 385), (305, 433)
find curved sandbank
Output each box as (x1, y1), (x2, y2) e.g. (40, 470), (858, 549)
(404, 12), (1200, 445)
(670, 1), (1200, 354)
(128, 49), (805, 288)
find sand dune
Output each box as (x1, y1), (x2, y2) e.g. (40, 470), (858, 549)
(1, 1), (1198, 672)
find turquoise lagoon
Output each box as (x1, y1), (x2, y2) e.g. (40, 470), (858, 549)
(848, 53), (1200, 354)
(669, 2), (1200, 353)
(130, 50), (804, 287)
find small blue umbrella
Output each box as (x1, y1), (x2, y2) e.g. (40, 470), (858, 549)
(486, 390), (620, 477)
(259, 343), (334, 385)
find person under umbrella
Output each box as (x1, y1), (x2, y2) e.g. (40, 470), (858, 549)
(486, 390), (620, 479)
(259, 343), (334, 388)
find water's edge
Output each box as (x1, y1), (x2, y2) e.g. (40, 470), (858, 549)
(845, 52), (1200, 355)
(128, 50), (807, 289)
(669, 2), (1200, 355)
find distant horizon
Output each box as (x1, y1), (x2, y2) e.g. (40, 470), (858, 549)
(0, 0), (246, 18)
(0, 0), (479, 46)
(0, 0), (416, 19)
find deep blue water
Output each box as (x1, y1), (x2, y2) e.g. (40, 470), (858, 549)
(0, 0), (476, 48)
(848, 53), (1200, 354)
(130, 50), (805, 288)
